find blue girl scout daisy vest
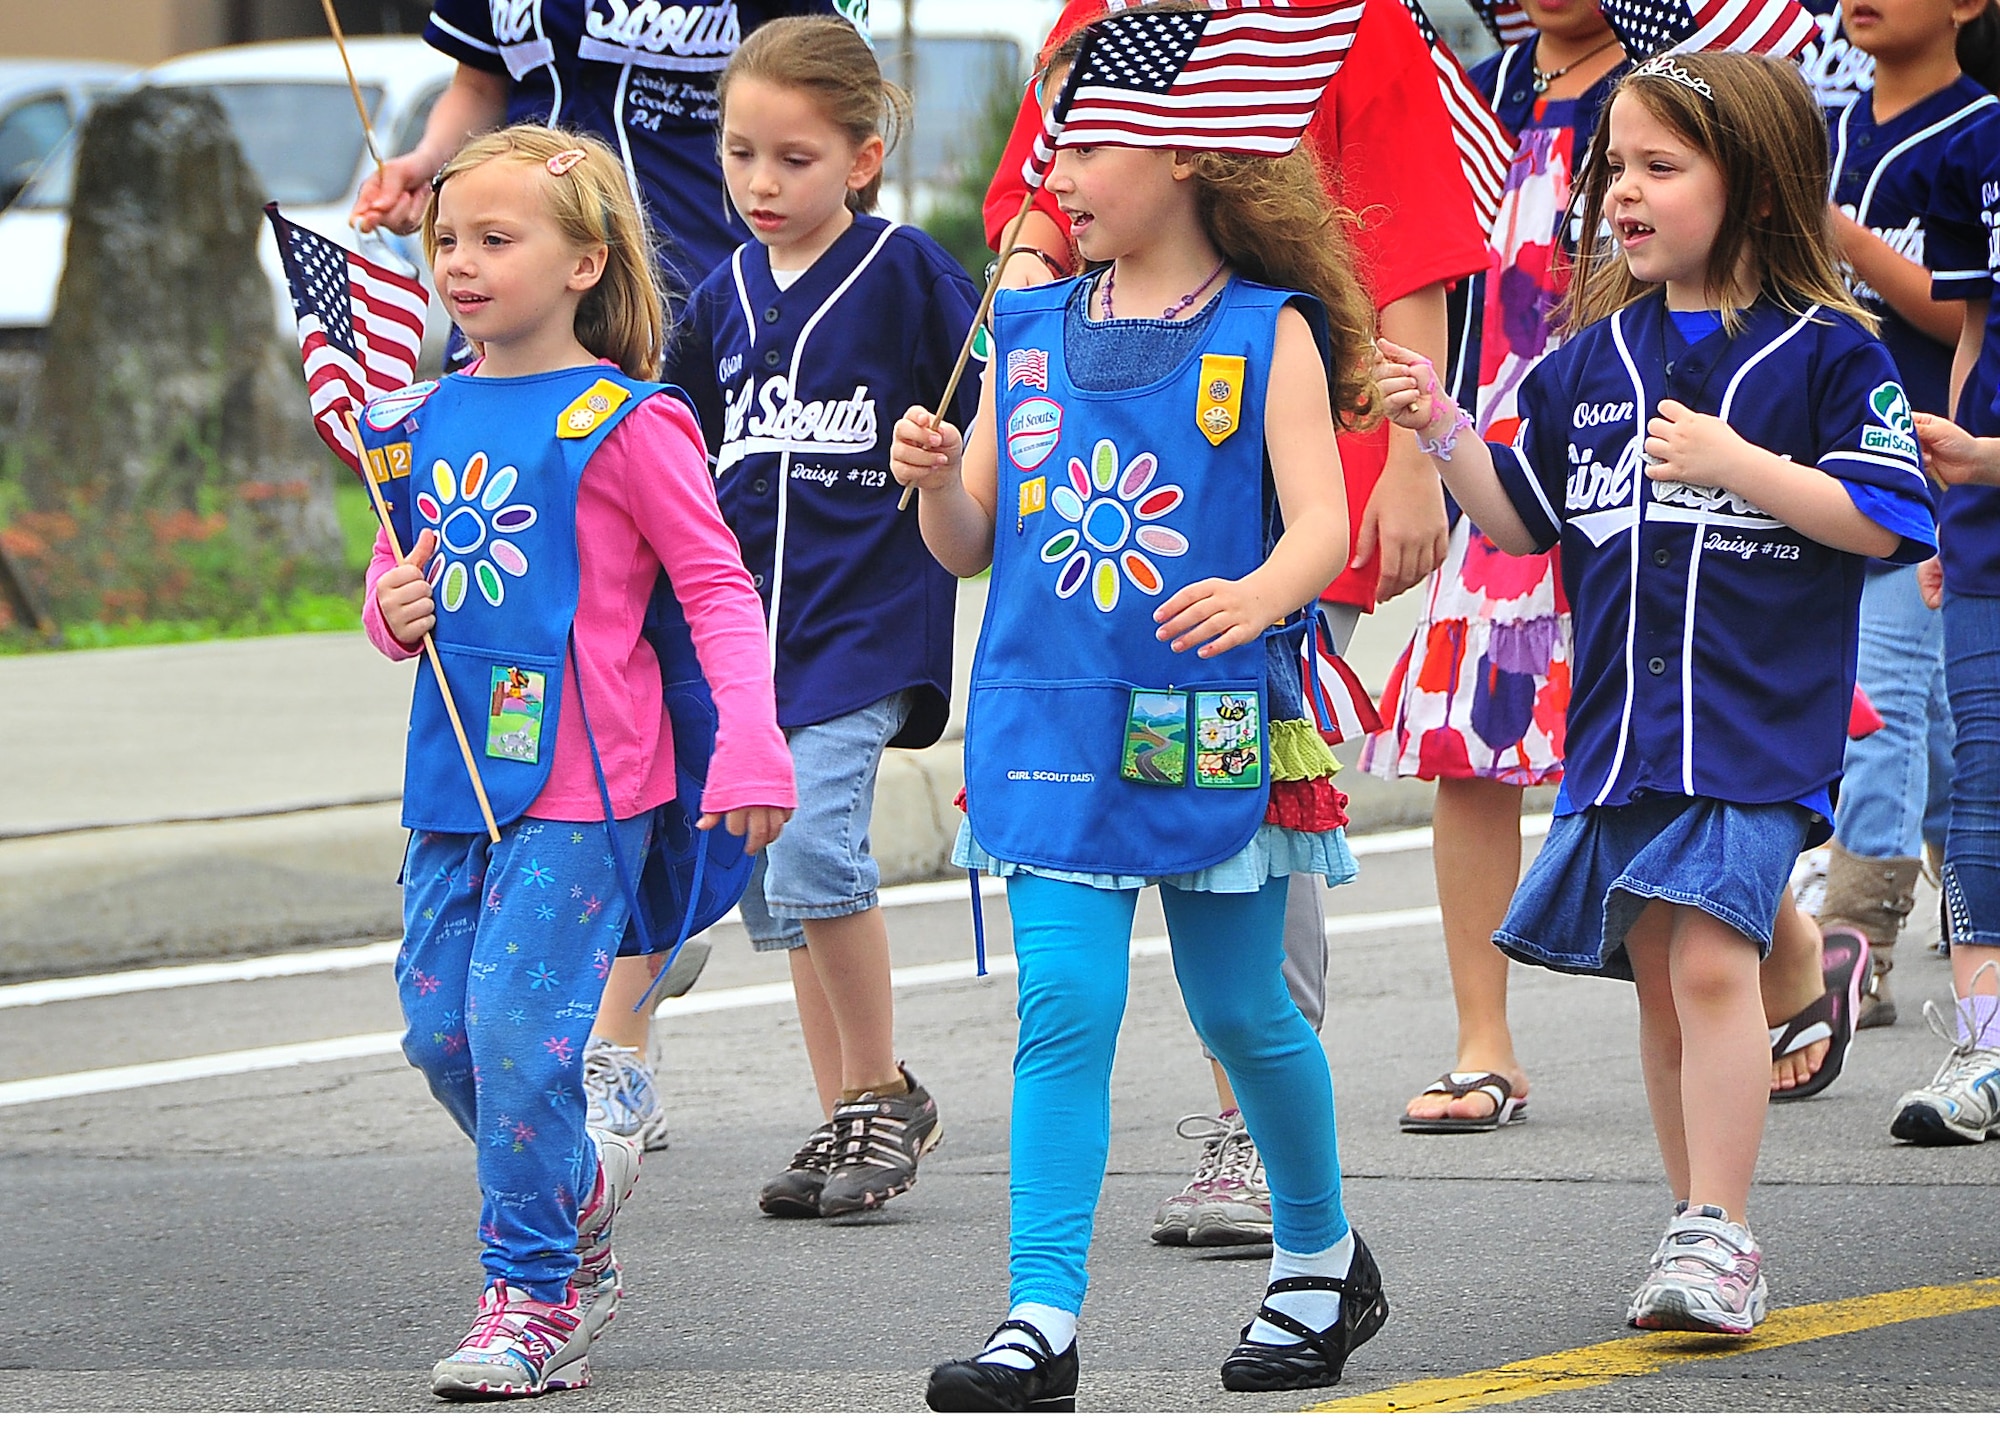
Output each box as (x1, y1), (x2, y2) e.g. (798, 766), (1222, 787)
(967, 276), (1322, 879)
(358, 366), (665, 834)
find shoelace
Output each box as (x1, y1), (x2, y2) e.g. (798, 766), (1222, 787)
(1209, 1125), (1263, 1189)
(832, 1102), (913, 1170)
(787, 1124), (836, 1172)
(581, 1039), (632, 1104)
(1917, 958), (2000, 1090)
(1173, 1113), (1236, 1189)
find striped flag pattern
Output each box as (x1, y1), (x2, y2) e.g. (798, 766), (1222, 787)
(1464, 0), (1537, 48)
(264, 203), (430, 474)
(1304, 610), (1383, 744)
(1601, 0), (1817, 61)
(1020, 0), (1368, 190)
(1400, 0), (1516, 232)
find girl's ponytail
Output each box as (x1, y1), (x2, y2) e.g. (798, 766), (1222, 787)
(1960, 0), (2000, 95)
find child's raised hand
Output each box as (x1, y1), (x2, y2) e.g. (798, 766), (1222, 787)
(1372, 337), (1445, 434)
(376, 527), (439, 648)
(1644, 399), (1751, 488)
(1914, 411), (1992, 487)
(1154, 576), (1282, 659)
(698, 804), (791, 856)
(891, 405), (964, 495)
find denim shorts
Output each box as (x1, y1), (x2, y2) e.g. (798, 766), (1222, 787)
(738, 688), (916, 952)
(1495, 796), (1816, 981)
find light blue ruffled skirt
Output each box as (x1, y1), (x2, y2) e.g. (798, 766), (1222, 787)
(951, 817), (1358, 894)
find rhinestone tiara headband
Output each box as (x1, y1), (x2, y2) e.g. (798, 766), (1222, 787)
(1634, 54), (1715, 100)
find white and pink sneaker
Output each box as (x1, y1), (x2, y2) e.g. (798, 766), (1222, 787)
(430, 1281), (591, 1398)
(1628, 1205), (1768, 1335)
(572, 1128), (643, 1341)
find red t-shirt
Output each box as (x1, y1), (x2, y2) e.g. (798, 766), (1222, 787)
(983, 0), (1488, 609)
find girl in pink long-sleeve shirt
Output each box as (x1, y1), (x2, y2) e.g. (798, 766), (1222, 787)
(361, 125), (793, 1402)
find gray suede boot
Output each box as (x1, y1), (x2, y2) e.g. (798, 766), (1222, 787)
(1816, 841), (1922, 1029)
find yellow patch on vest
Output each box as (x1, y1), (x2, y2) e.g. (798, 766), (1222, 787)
(381, 441), (413, 478)
(557, 378), (631, 439)
(1019, 476), (1046, 517)
(1196, 354), (1245, 446)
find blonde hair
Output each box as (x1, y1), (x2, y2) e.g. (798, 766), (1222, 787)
(1045, 15), (1380, 426)
(717, 16), (910, 214)
(1563, 52), (1871, 336)
(424, 125), (666, 379)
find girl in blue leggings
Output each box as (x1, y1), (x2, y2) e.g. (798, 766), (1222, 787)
(888, 18), (1387, 1408)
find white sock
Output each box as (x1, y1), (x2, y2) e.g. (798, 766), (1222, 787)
(977, 1303), (1077, 1370)
(1247, 1232), (1355, 1347)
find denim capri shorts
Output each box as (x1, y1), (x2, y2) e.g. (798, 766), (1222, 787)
(738, 688), (916, 953)
(1495, 795), (1818, 981)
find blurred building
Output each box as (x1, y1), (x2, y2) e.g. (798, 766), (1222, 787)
(1, 2), (430, 66)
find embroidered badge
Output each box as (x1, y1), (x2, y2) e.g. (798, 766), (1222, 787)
(416, 452), (538, 612)
(1007, 397), (1064, 471)
(381, 441), (414, 479)
(1197, 354), (1245, 446)
(970, 324), (993, 365)
(1041, 437), (1187, 611)
(558, 378), (631, 438)
(1194, 690), (1261, 789)
(1019, 476), (1047, 518)
(487, 665), (547, 764)
(1007, 348), (1050, 391)
(1863, 380), (1919, 459)
(364, 379), (439, 431)
(1122, 689), (1189, 787)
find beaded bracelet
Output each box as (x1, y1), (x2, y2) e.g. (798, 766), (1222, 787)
(1416, 402), (1475, 462)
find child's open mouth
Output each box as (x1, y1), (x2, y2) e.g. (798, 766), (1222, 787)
(1617, 218), (1654, 248)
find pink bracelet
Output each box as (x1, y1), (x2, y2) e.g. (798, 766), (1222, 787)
(1417, 402), (1474, 461)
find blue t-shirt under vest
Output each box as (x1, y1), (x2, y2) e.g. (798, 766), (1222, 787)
(358, 366), (666, 834)
(965, 275), (1324, 880)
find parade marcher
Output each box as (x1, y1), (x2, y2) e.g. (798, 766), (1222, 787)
(982, 0), (1483, 1239)
(1378, 53), (1936, 1331)
(362, 127), (795, 1396)
(666, 17), (980, 1219)
(354, 0), (856, 1154)
(894, 13), (1390, 1404)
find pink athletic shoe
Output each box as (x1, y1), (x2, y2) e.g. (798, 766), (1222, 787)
(430, 1281), (591, 1398)
(1627, 1205), (1768, 1335)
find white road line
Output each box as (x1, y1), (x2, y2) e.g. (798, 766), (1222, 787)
(0, 906), (1444, 1108)
(0, 817), (1527, 1013)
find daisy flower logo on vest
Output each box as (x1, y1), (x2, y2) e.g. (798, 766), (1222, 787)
(1039, 438), (1187, 613)
(414, 452), (539, 611)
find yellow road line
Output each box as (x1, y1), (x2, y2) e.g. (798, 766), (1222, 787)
(1313, 1277), (2000, 1412)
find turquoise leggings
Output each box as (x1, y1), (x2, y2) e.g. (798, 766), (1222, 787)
(1005, 873), (1348, 1313)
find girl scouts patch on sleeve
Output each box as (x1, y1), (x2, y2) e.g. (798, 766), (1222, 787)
(558, 378), (631, 438)
(1197, 355), (1245, 446)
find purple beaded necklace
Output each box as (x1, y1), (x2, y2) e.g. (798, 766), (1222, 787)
(1100, 258), (1227, 320)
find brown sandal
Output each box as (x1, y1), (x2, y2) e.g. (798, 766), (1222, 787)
(1398, 1071), (1528, 1134)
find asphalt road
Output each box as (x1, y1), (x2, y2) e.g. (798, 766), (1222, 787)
(4, 836), (1999, 1413)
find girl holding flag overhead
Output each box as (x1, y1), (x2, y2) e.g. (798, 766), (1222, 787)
(360, 126), (793, 1398)
(893, 5), (1389, 1407)
(1376, 52), (1935, 1333)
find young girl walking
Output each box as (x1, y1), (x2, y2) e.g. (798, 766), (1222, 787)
(1377, 52), (1935, 1331)
(891, 21), (1384, 1407)
(667, 16), (981, 1219)
(363, 126), (795, 1397)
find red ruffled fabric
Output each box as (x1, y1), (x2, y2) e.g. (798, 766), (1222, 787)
(1266, 777), (1348, 833)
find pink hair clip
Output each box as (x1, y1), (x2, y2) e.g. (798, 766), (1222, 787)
(546, 148), (588, 176)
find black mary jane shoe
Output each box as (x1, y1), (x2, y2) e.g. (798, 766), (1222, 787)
(1219, 1231), (1390, 1393)
(926, 1319), (1079, 1413)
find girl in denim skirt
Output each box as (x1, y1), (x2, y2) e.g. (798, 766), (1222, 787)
(1377, 52), (1936, 1334)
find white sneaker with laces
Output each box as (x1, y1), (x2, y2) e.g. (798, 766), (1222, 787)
(430, 1281), (591, 1399)
(1890, 962), (2000, 1146)
(572, 1128), (642, 1341)
(1187, 1117), (1272, 1247)
(1151, 1110), (1237, 1246)
(583, 1036), (672, 1151)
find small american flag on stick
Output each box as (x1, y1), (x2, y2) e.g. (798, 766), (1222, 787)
(1399, 0), (1516, 233)
(1601, 0), (1817, 61)
(265, 203), (430, 473)
(1019, 0), (1368, 190)
(1464, 0), (1536, 48)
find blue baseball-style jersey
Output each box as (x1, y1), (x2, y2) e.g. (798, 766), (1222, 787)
(667, 213), (980, 747)
(1924, 109), (2000, 593)
(1491, 292), (1936, 821)
(1830, 77), (1997, 416)
(1798, 0), (1874, 111)
(424, 0), (855, 291)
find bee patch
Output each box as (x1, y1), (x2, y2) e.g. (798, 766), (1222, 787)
(1194, 690), (1261, 789)
(557, 378), (631, 438)
(1197, 354), (1245, 446)
(487, 665), (547, 764)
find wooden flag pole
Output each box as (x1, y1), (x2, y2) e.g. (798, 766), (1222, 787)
(343, 409), (502, 845)
(897, 187), (1039, 512)
(319, 0), (385, 180)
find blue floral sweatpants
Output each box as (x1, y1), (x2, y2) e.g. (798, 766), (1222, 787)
(397, 813), (650, 1303)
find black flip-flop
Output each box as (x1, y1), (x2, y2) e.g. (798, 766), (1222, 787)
(1770, 928), (1868, 1103)
(1398, 1070), (1528, 1133)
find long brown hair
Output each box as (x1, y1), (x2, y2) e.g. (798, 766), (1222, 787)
(1044, 12), (1380, 427)
(425, 125), (667, 379)
(1562, 52), (1870, 336)
(718, 15), (910, 213)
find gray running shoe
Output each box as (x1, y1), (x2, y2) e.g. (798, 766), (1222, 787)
(1152, 1110), (1239, 1245)
(1187, 1117), (1273, 1246)
(818, 1065), (942, 1217)
(582, 1036), (672, 1152)
(1890, 964), (2000, 1145)
(759, 1122), (836, 1218)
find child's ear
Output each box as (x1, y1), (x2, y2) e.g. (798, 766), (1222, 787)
(569, 242), (610, 293)
(849, 134), (886, 197)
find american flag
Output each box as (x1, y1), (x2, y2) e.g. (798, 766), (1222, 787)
(1303, 611), (1382, 743)
(1465, 0), (1536, 48)
(1006, 347), (1050, 391)
(1399, 0), (1516, 233)
(265, 203), (430, 473)
(1020, 1), (1368, 190)
(1601, 0), (1817, 61)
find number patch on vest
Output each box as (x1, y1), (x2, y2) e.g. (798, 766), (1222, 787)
(1194, 690), (1261, 789)
(1121, 689), (1189, 787)
(487, 665), (547, 764)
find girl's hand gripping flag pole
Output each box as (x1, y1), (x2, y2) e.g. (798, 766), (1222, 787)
(898, 0), (1368, 511)
(264, 203), (503, 846)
